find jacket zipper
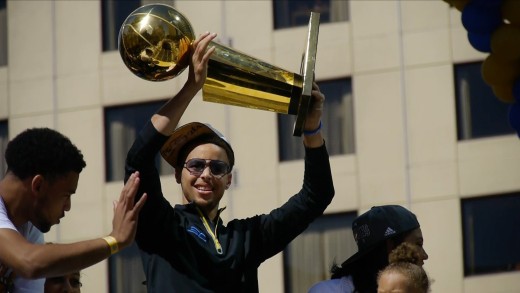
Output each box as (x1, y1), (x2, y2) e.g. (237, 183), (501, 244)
(196, 207), (223, 255)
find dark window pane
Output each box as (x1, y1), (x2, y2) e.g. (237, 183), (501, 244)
(0, 0), (7, 66)
(278, 78), (354, 161)
(273, 0), (349, 30)
(104, 100), (172, 182)
(101, 0), (141, 52)
(283, 212), (357, 293)
(0, 121), (7, 179)
(454, 62), (514, 140)
(462, 192), (520, 276)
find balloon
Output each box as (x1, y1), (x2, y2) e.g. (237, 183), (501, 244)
(502, 0), (520, 25)
(513, 79), (520, 102)
(453, 0), (472, 11)
(492, 84), (515, 103)
(481, 54), (520, 86)
(468, 31), (492, 53)
(461, 1), (503, 34)
(508, 102), (520, 135)
(490, 24), (520, 62)
(443, 0), (471, 11)
(472, 0), (503, 8)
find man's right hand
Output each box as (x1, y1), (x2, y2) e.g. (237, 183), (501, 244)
(110, 171), (147, 250)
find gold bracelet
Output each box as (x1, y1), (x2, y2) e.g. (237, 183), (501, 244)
(102, 236), (119, 255)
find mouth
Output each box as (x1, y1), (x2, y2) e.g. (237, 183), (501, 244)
(195, 185), (213, 192)
(194, 185), (214, 198)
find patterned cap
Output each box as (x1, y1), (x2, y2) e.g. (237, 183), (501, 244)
(341, 205), (420, 267)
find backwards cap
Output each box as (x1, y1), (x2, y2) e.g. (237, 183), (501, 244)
(160, 122), (234, 169)
(340, 205), (420, 267)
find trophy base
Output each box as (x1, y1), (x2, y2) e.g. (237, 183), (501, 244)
(293, 12), (320, 137)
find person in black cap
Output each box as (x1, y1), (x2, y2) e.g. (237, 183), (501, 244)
(308, 205), (428, 293)
(125, 31), (334, 292)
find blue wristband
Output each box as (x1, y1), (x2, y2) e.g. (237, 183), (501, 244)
(303, 121), (322, 136)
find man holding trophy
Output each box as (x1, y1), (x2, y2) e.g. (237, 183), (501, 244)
(124, 29), (334, 292)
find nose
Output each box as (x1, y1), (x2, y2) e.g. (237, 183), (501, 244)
(421, 247), (429, 261)
(199, 164), (213, 179)
(64, 197), (72, 212)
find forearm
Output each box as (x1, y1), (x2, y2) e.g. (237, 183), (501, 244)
(26, 239), (112, 278)
(151, 32), (216, 135)
(303, 143), (335, 205)
(303, 132), (324, 148)
(152, 82), (199, 135)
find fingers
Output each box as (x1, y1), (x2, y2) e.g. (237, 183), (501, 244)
(133, 193), (148, 214)
(121, 171), (140, 200)
(193, 32), (217, 60)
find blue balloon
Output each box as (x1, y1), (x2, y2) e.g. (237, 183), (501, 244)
(508, 103), (520, 136)
(461, 0), (503, 34)
(471, 0), (504, 8)
(467, 32), (492, 52)
(513, 79), (520, 103)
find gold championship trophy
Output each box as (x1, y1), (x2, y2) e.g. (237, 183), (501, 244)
(118, 4), (319, 136)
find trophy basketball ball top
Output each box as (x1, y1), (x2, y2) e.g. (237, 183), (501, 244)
(118, 4), (319, 136)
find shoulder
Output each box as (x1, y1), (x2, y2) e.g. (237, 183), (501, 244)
(0, 199), (16, 230)
(308, 276), (354, 293)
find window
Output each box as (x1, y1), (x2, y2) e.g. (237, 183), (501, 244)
(273, 0), (349, 30)
(283, 212), (357, 293)
(101, 0), (175, 51)
(104, 100), (172, 182)
(0, 0), (7, 66)
(0, 121), (7, 179)
(461, 192), (520, 276)
(278, 77), (354, 161)
(455, 62), (514, 140)
(109, 242), (146, 293)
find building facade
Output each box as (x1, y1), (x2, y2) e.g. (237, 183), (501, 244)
(1, 0), (519, 292)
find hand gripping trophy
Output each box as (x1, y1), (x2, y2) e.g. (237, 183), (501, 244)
(118, 4), (319, 136)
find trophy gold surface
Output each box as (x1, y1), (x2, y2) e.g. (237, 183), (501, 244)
(118, 4), (319, 136)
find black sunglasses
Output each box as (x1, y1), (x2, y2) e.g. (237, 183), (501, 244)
(184, 158), (230, 178)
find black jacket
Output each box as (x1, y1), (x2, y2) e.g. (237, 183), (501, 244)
(125, 121), (335, 292)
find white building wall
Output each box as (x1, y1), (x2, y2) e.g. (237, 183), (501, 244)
(1, 1), (520, 292)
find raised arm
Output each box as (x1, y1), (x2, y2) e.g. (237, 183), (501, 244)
(0, 172), (146, 279)
(151, 32), (217, 135)
(302, 81), (326, 147)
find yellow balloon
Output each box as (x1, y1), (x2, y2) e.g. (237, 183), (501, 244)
(502, 0), (520, 25)
(481, 54), (520, 86)
(491, 24), (520, 62)
(492, 84), (516, 103)
(442, 0), (471, 12)
(452, 0), (471, 12)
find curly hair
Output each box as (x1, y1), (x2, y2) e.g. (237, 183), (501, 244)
(5, 128), (86, 181)
(378, 242), (431, 293)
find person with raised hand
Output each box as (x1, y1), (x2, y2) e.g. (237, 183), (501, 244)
(125, 31), (334, 292)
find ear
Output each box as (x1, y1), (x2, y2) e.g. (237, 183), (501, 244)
(225, 172), (232, 189)
(174, 168), (182, 184)
(31, 175), (45, 194)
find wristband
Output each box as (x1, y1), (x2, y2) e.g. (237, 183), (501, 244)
(102, 236), (119, 255)
(303, 121), (322, 136)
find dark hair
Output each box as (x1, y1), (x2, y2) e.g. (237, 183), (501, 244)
(175, 134), (235, 171)
(330, 231), (410, 293)
(5, 128), (86, 181)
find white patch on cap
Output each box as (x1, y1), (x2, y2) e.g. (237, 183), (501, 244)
(384, 227), (396, 237)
